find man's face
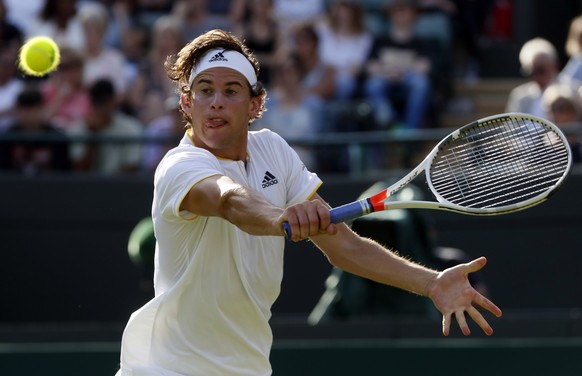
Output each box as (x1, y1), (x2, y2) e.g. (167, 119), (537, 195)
(17, 105), (44, 129)
(183, 67), (260, 159)
(86, 101), (115, 132)
(530, 55), (557, 89)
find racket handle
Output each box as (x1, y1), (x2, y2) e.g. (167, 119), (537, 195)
(330, 200), (370, 223)
(282, 200), (371, 240)
(282, 222), (292, 239)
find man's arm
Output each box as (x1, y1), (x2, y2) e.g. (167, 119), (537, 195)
(305, 194), (502, 336)
(179, 174), (286, 236)
(283, 193), (436, 294)
(180, 175), (338, 237)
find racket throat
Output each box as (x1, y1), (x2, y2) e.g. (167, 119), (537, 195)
(362, 198), (376, 215)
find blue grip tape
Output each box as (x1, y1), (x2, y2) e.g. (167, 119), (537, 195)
(282, 222), (292, 240)
(283, 200), (370, 240)
(330, 201), (367, 223)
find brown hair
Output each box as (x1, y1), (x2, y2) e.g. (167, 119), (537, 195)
(164, 29), (267, 126)
(328, 1), (365, 34)
(566, 15), (582, 57)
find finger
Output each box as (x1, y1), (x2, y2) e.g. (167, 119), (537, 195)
(442, 314), (451, 336)
(325, 223), (338, 235)
(475, 293), (503, 317)
(467, 306), (493, 336)
(455, 310), (471, 336)
(463, 256), (487, 274)
(307, 205), (323, 236)
(299, 213), (310, 240)
(290, 223), (301, 242)
(292, 209), (309, 241)
(316, 203), (331, 231)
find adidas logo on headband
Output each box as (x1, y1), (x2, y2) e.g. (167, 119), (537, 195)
(208, 51), (228, 62)
(189, 48), (258, 87)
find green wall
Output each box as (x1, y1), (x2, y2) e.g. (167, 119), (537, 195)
(1, 339), (581, 376)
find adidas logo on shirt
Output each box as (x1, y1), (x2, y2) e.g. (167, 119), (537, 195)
(209, 51), (227, 62)
(262, 171), (278, 188)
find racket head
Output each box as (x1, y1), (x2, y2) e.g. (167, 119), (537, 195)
(424, 113), (572, 215)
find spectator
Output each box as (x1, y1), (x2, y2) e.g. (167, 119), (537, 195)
(0, 0), (23, 123)
(133, 0), (174, 28)
(142, 95), (185, 173)
(0, 86), (71, 175)
(0, 44), (24, 131)
(235, 0), (282, 87)
(315, 0), (373, 100)
(559, 15), (582, 87)
(114, 6), (149, 113)
(363, 0), (432, 130)
(78, 2), (130, 99)
(25, 0), (85, 51)
(255, 53), (319, 170)
(0, 0), (23, 53)
(290, 22), (336, 132)
(92, 0), (145, 51)
(3, 0), (43, 34)
(273, 0), (325, 38)
(505, 38), (562, 118)
(207, 0), (247, 29)
(542, 83), (582, 163)
(118, 23), (148, 78)
(172, 0), (234, 42)
(447, 0), (494, 82)
(125, 15), (184, 124)
(40, 44), (90, 130)
(68, 79), (143, 175)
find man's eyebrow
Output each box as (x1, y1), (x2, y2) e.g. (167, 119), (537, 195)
(194, 78), (245, 87)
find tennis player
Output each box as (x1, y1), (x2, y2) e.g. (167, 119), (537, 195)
(116, 29), (502, 376)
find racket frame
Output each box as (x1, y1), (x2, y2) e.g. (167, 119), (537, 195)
(285, 113), (572, 238)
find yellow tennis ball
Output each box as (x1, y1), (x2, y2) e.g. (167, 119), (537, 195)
(18, 36), (61, 77)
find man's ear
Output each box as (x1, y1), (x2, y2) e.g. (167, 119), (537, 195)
(248, 96), (262, 119)
(180, 92), (191, 112)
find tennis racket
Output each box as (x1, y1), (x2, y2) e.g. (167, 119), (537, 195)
(283, 112), (572, 239)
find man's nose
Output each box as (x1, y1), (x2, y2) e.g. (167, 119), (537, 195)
(210, 93), (224, 109)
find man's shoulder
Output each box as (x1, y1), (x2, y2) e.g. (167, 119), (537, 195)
(508, 81), (539, 97)
(155, 144), (220, 184)
(249, 128), (286, 144)
(163, 142), (218, 166)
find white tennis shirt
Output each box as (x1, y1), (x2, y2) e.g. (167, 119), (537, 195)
(117, 129), (322, 376)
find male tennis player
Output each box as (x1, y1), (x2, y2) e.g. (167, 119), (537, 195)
(116, 29), (502, 376)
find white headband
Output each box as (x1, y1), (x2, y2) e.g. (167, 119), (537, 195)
(188, 49), (257, 88)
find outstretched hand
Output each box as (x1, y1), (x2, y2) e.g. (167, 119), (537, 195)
(427, 257), (502, 336)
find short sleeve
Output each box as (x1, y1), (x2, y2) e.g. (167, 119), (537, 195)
(153, 146), (223, 221)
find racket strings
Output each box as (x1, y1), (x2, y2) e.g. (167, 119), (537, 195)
(435, 121), (568, 207)
(433, 123), (563, 186)
(435, 130), (567, 207)
(433, 129), (565, 197)
(429, 118), (570, 208)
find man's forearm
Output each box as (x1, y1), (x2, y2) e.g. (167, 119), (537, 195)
(316, 231), (438, 297)
(219, 185), (284, 236)
(181, 175), (284, 236)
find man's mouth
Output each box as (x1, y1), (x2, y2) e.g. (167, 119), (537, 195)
(206, 118), (227, 128)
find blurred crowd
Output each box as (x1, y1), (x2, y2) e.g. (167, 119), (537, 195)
(0, 0), (579, 177)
